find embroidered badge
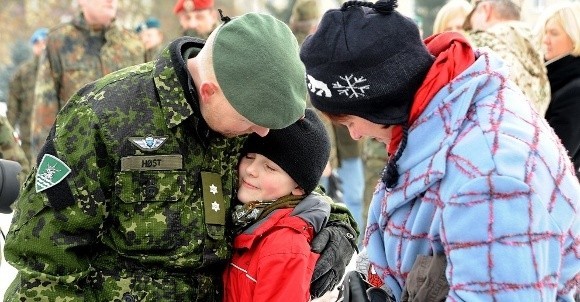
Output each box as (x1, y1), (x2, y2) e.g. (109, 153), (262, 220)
(333, 74), (370, 98)
(129, 135), (167, 151)
(35, 154), (72, 192)
(212, 201), (220, 212)
(306, 74), (332, 97)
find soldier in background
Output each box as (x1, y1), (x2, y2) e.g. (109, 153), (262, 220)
(135, 17), (165, 62)
(30, 0), (145, 165)
(463, 0), (550, 115)
(0, 116), (29, 184)
(174, 0), (219, 39)
(7, 28), (48, 164)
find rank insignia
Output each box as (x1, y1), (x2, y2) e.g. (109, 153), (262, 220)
(202, 172), (225, 225)
(129, 135), (167, 151)
(35, 154), (71, 192)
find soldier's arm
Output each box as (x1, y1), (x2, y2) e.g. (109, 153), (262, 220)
(7, 68), (23, 127)
(30, 46), (61, 159)
(0, 116), (30, 180)
(4, 93), (109, 301)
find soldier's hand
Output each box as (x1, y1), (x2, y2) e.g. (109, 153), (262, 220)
(310, 221), (358, 298)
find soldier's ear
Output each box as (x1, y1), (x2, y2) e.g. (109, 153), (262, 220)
(199, 81), (220, 104)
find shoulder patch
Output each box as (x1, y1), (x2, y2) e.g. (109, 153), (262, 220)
(35, 154), (72, 192)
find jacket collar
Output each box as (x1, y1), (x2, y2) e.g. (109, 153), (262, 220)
(383, 50), (509, 213)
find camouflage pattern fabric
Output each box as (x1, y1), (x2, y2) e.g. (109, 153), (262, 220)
(5, 38), (240, 302)
(30, 13), (145, 165)
(0, 116), (30, 183)
(4, 37), (356, 302)
(466, 21), (551, 115)
(361, 138), (388, 227)
(7, 56), (39, 163)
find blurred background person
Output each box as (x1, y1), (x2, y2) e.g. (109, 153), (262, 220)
(538, 2), (580, 181)
(173, 0), (219, 39)
(433, 0), (472, 34)
(135, 17), (165, 62)
(30, 0), (145, 165)
(463, 0), (550, 116)
(7, 28), (48, 164)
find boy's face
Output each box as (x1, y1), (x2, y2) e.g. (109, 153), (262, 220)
(237, 153), (302, 203)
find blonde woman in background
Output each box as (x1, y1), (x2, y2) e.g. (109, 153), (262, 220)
(433, 0), (472, 34)
(538, 2), (580, 181)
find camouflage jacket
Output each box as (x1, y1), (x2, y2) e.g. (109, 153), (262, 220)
(30, 13), (145, 164)
(5, 38), (243, 302)
(7, 56), (39, 162)
(4, 37), (357, 302)
(466, 21), (551, 115)
(0, 116), (30, 181)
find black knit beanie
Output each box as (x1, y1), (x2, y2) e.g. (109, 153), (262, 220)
(242, 109), (330, 195)
(300, 0), (435, 125)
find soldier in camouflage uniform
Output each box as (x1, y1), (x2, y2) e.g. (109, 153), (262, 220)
(135, 17), (165, 62)
(4, 13), (357, 302)
(464, 0), (551, 115)
(30, 0), (145, 165)
(7, 28), (48, 163)
(0, 116), (30, 183)
(174, 0), (219, 39)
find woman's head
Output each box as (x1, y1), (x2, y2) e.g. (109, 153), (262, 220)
(538, 3), (580, 61)
(433, 0), (473, 34)
(300, 0), (434, 127)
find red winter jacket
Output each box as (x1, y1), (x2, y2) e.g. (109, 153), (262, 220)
(222, 208), (319, 302)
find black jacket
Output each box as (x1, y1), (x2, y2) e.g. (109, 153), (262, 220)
(545, 54), (580, 180)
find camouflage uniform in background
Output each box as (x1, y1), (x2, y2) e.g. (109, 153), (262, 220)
(7, 56), (39, 163)
(466, 21), (551, 115)
(361, 138), (388, 227)
(30, 13), (145, 165)
(4, 37), (355, 302)
(0, 116), (30, 183)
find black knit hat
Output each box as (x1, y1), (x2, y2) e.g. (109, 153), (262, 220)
(300, 0), (434, 125)
(242, 109), (330, 195)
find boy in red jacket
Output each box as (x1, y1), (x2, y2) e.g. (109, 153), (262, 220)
(222, 109), (331, 302)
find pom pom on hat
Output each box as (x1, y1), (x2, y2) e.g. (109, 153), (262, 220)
(242, 109), (330, 195)
(300, 0), (434, 126)
(212, 12), (307, 129)
(173, 0), (214, 14)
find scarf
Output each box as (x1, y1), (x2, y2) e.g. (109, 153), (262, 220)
(388, 32), (476, 155)
(232, 194), (303, 233)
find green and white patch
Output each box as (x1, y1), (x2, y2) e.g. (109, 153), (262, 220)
(35, 154), (71, 192)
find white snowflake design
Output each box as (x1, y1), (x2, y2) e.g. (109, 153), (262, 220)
(332, 74), (370, 98)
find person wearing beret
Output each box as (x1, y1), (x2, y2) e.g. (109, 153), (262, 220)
(300, 0), (579, 301)
(135, 17), (165, 62)
(173, 0), (219, 39)
(3, 12), (357, 302)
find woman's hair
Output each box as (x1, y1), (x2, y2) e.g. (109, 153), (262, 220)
(537, 2), (580, 57)
(433, 0), (472, 34)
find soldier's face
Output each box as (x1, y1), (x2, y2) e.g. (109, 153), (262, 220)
(178, 9), (218, 37)
(200, 89), (270, 138)
(140, 28), (163, 50)
(237, 153), (302, 203)
(79, 0), (118, 27)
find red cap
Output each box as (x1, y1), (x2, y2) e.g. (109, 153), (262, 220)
(173, 0), (214, 14)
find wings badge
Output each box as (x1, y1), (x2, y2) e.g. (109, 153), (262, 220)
(129, 135), (168, 151)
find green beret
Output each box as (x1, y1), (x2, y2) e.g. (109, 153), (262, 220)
(212, 13), (307, 129)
